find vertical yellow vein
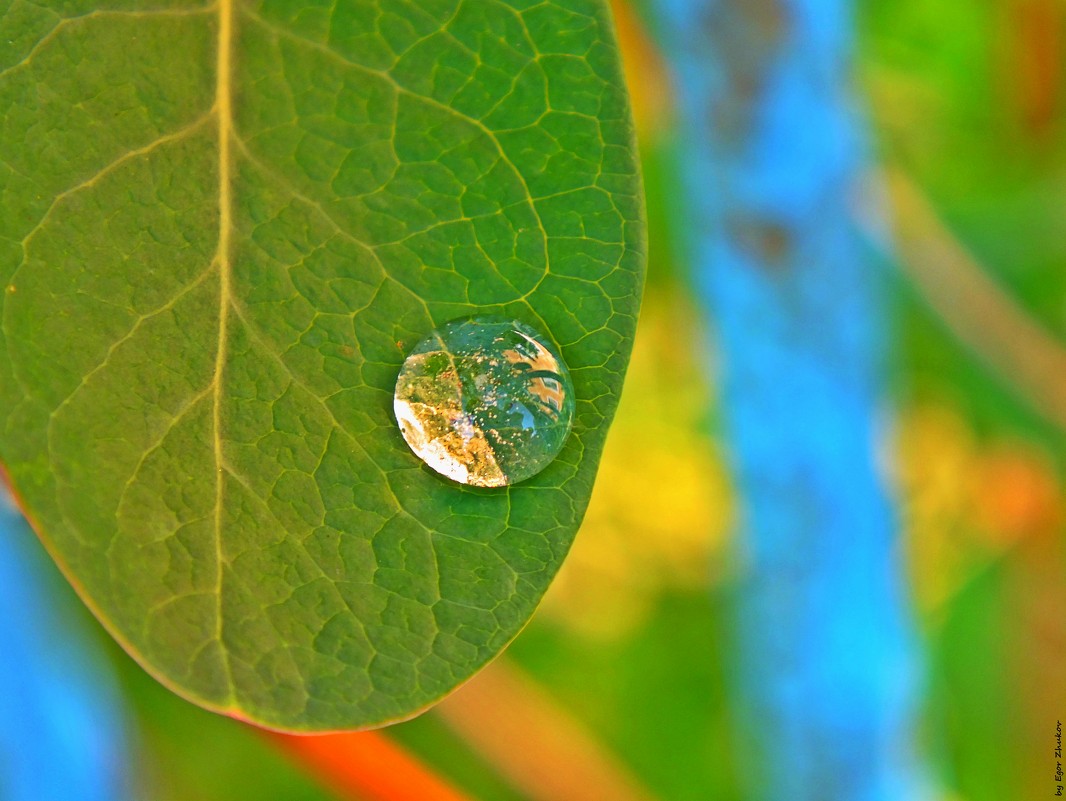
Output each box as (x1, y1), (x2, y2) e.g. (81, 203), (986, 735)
(213, 0), (235, 702)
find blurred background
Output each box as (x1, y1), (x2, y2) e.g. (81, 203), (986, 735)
(3, 0), (1064, 799)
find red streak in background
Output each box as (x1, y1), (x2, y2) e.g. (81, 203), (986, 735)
(267, 730), (476, 801)
(1008, 0), (1062, 138)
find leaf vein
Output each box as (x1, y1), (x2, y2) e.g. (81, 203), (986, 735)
(46, 262), (217, 426)
(0, 4), (217, 83)
(240, 7), (551, 283)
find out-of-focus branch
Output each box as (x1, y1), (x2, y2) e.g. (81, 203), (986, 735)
(435, 658), (661, 801)
(611, 0), (673, 140)
(878, 167), (1066, 431)
(0, 490), (132, 801)
(266, 730), (475, 801)
(655, 1), (934, 798)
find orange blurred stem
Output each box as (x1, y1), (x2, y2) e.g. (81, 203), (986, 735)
(435, 659), (660, 801)
(879, 168), (1066, 432)
(266, 729), (476, 801)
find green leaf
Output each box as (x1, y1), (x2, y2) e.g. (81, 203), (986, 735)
(0, 0), (644, 730)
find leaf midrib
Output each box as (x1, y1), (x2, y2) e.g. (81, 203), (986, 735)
(212, 0), (235, 702)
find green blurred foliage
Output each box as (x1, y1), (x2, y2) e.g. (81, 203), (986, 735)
(862, 2), (1066, 799)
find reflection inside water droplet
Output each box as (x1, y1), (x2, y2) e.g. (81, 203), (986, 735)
(393, 316), (576, 487)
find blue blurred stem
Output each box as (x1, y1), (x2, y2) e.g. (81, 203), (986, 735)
(0, 494), (130, 801)
(653, 1), (933, 799)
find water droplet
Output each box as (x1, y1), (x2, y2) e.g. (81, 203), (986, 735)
(393, 316), (576, 487)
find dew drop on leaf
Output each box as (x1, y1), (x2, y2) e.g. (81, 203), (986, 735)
(393, 316), (576, 488)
